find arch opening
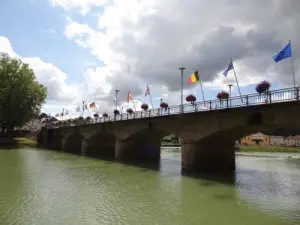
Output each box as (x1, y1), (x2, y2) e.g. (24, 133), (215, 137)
(86, 132), (115, 159)
(64, 132), (82, 154)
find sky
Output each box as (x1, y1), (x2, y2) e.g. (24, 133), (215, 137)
(0, 0), (299, 118)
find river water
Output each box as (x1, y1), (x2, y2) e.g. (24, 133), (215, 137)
(0, 148), (299, 225)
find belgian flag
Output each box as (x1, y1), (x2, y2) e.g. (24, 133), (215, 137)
(187, 71), (199, 84)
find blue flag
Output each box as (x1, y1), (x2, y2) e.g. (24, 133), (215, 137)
(223, 60), (234, 77)
(272, 42), (292, 63)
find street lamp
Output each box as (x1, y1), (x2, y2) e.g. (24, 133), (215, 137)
(227, 84), (233, 107)
(179, 67), (186, 114)
(114, 89), (119, 110)
(227, 84), (233, 98)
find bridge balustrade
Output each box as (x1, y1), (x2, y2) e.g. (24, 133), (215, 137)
(44, 86), (300, 129)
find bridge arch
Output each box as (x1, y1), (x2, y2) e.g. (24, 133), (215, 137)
(86, 131), (116, 158)
(63, 131), (82, 154)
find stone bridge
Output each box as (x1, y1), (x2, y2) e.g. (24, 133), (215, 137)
(38, 100), (300, 172)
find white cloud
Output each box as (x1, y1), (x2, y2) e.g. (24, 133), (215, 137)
(47, 29), (57, 34)
(62, 0), (300, 101)
(49, 0), (108, 15)
(0, 36), (82, 114)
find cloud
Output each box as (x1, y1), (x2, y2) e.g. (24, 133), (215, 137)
(49, 0), (108, 15)
(0, 36), (81, 102)
(61, 0), (300, 102)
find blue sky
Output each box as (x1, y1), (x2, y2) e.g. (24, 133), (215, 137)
(0, 0), (298, 118)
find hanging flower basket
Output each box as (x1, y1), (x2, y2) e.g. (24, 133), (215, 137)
(93, 113), (99, 118)
(217, 91), (229, 100)
(186, 95), (197, 104)
(127, 108), (133, 114)
(141, 103), (149, 111)
(102, 113), (108, 118)
(114, 109), (120, 115)
(160, 102), (169, 110)
(255, 81), (271, 94)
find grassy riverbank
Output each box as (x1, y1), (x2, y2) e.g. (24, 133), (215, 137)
(0, 137), (37, 149)
(239, 145), (300, 153)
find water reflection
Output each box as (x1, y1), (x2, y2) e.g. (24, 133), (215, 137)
(0, 149), (299, 225)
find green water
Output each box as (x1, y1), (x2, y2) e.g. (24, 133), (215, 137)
(0, 149), (299, 225)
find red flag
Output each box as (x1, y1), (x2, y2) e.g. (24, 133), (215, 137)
(145, 84), (150, 96)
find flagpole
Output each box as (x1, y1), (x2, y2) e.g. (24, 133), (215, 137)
(231, 59), (243, 103)
(197, 69), (206, 106)
(289, 40), (296, 88)
(81, 101), (85, 117)
(95, 102), (100, 115)
(131, 98), (137, 112)
(147, 84), (154, 109)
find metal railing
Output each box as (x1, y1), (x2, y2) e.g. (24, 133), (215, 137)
(45, 86), (300, 129)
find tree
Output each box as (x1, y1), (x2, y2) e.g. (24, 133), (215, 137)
(0, 53), (47, 135)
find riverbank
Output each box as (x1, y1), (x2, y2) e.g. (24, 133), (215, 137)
(0, 137), (36, 149)
(239, 145), (300, 153)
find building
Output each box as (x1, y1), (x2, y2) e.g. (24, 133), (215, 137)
(240, 132), (270, 145)
(270, 136), (284, 146)
(284, 136), (300, 147)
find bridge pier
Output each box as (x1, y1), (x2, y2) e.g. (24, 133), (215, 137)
(81, 139), (88, 156)
(61, 137), (68, 152)
(181, 140), (235, 172)
(115, 138), (160, 161)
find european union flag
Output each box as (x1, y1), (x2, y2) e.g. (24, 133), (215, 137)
(273, 42), (292, 63)
(223, 60), (234, 77)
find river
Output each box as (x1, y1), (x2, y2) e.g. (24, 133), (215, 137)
(0, 148), (299, 225)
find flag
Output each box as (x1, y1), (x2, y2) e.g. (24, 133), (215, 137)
(187, 71), (199, 84)
(145, 84), (150, 96)
(84, 104), (88, 110)
(75, 106), (80, 112)
(89, 102), (96, 109)
(273, 41), (292, 63)
(223, 61), (234, 77)
(55, 113), (59, 117)
(126, 91), (133, 103)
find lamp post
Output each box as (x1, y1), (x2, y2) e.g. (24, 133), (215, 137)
(114, 89), (119, 110)
(227, 84), (233, 107)
(227, 84), (233, 98)
(179, 67), (186, 114)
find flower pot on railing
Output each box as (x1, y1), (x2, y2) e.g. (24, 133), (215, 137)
(86, 116), (92, 123)
(102, 113), (108, 118)
(94, 113), (99, 118)
(113, 110), (120, 115)
(217, 91), (229, 100)
(255, 81), (271, 94)
(73, 118), (78, 124)
(141, 103), (149, 111)
(160, 102), (169, 111)
(127, 108), (133, 114)
(186, 95), (196, 105)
